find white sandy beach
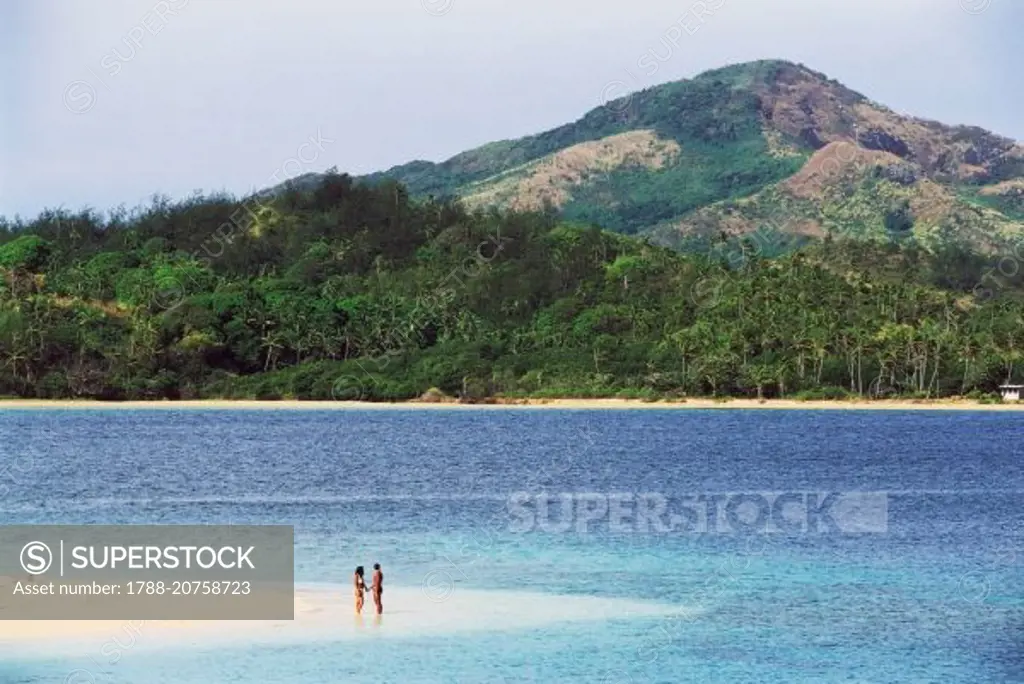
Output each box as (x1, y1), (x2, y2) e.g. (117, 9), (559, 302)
(0, 585), (686, 658)
(1, 398), (1023, 411)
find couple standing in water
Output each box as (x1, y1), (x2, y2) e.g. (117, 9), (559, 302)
(354, 563), (383, 615)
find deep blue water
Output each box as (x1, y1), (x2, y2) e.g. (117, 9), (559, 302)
(0, 408), (1022, 682)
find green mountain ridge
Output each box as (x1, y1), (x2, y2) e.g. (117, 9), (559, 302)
(2, 60), (1024, 402)
(349, 59), (1024, 251)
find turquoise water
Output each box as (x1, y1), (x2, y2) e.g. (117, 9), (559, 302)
(0, 408), (1022, 682)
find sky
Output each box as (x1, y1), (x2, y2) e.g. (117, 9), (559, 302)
(1, 0), (1021, 219)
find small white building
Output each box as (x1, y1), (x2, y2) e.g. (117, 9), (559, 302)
(1000, 384), (1024, 402)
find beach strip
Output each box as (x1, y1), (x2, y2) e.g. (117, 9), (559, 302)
(0, 398), (1022, 411)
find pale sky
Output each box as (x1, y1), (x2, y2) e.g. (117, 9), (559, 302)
(1, 0), (1020, 219)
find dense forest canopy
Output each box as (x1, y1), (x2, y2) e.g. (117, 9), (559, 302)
(1, 172), (1024, 401)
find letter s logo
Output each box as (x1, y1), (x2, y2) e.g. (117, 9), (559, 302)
(63, 81), (97, 114)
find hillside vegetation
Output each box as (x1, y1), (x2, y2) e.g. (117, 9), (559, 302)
(2, 174), (1024, 401)
(358, 60), (1024, 252)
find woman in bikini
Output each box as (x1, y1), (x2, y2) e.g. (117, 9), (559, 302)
(353, 566), (367, 615)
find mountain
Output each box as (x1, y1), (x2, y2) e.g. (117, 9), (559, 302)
(354, 59), (1024, 252)
(9, 58), (1024, 402)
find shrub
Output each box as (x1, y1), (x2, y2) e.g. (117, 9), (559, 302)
(793, 386), (851, 401)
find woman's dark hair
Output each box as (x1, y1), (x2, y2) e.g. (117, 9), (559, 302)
(355, 566), (364, 576)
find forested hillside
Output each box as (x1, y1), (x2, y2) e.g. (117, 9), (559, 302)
(1, 173), (1023, 401)
(355, 60), (1024, 253)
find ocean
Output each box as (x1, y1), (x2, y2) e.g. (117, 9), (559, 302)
(0, 407), (1021, 682)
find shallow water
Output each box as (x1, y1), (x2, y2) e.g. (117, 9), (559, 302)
(0, 408), (1022, 682)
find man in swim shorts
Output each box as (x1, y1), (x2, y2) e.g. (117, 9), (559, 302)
(371, 563), (383, 615)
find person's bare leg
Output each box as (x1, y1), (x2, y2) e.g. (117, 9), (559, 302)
(373, 593), (382, 615)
